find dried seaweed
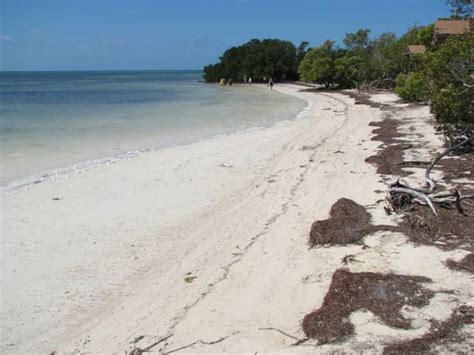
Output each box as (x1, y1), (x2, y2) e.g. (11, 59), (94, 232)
(303, 269), (433, 344)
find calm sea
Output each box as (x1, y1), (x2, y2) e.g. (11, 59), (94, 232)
(0, 70), (307, 189)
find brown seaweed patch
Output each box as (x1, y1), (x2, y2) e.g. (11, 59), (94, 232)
(302, 269), (433, 344)
(368, 118), (402, 144)
(364, 118), (415, 176)
(366, 145), (407, 176)
(309, 198), (398, 247)
(383, 306), (474, 354)
(445, 253), (474, 273)
(341, 91), (408, 112)
(398, 204), (474, 251)
(439, 153), (474, 184)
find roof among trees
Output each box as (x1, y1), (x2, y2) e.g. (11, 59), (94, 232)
(407, 45), (427, 54)
(435, 19), (470, 35)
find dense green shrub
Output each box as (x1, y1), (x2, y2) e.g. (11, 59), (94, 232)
(297, 28), (424, 89)
(395, 72), (429, 102)
(298, 41), (337, 87)
(424, 31), (473, 127)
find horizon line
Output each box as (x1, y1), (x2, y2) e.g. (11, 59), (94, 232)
(0, 68), (203, 73)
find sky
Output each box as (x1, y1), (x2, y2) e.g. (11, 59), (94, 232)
(0, 0), (453, 71)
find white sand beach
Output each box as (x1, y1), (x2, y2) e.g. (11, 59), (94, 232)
(1, 85), (472, 353)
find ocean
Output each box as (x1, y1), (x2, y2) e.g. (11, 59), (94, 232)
(0, 70), (307, 190)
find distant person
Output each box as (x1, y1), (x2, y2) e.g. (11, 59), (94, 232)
(269, 77), (274, 90)
(243, 75), (247, 83)
(219, 78), (226, 86)
(263, 76), (267, 84)
(228, 78), (233, 86)
(248, 77), (252, 85)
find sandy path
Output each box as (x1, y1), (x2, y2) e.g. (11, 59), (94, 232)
(2, 85), (471, 354)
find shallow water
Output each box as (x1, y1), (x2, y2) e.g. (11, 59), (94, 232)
(0, 70), (307, 188)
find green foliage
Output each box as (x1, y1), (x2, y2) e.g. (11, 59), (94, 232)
(340, 30), (374, 88)
(424, 31), (474, 127)
(297, 28), (422, 89)
(395, 72), (429, 102)
(369, 32), (407, 87)
(417, 25), (435, 49)
(297, 41), (310, 64)
(343, 29), (371, 51)
(298, 29), (384, 89)
(295, 24), (438, 90)
(333, 53), (357, 88)
(400, 24), (435, 50)
(298, 41), (337, 87)
(202, 39), (299, 82)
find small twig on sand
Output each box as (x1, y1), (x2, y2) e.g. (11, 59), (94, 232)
(258, 327), (309, 346)
(258, 327), (300, 341)
(164, 332), (238, 354)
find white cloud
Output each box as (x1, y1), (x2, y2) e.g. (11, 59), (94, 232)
(0, 34), (15, 42)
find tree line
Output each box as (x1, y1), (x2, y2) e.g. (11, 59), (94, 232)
(202, 0), (472, 128)
(202, 39), (308, 82)
(298, 24), (473, 129)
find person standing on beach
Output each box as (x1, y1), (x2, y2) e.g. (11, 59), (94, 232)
(248, 77), (252, 85)
(269, 77), (274, 90)
(228, 78), (233, 86)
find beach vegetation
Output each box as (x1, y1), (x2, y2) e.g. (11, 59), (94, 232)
(202, 39), (300, 82)
(423, 31), (474, 128)
(298, 41), (337, 87)
(400, 24), (435, 50)
(296, 41), (311, 66)
(395, 72), (429, 102)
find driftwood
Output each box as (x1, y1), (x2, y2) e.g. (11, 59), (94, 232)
(386, 134), (473, 215)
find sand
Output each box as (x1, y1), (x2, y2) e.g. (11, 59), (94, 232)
(1, 85), (472, 354)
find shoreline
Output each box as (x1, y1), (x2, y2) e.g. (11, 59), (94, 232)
(1, 84), (472, 353)
(1, 84), (309, 194)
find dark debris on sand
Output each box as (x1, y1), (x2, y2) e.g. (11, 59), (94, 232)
(301, 89), (473, 350)
(309, 198), (397, 247)
(398, 204), (474, 251)
(439, 151), (474, 185)
(445, 253), (474, 273)
(349, 90), (474, 253)
(383, 305), (474, 354)
(365, 118), (417, 176)
(302, 269), (433, 344)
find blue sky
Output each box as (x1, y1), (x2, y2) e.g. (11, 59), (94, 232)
(1, 0), (452, 71)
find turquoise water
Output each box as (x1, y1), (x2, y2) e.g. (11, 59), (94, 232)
(0, 70), (307, 188)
